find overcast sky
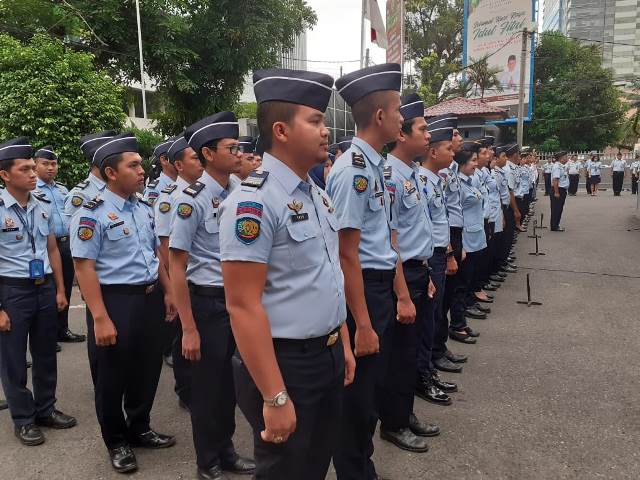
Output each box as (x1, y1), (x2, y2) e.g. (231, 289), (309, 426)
(305, 0), (388, 78)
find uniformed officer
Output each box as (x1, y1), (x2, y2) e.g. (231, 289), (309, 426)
(505, 144), (524, 234)
(309, 151), (335, 190)
(335, 135), (354, 159)
(143, 139), (177, 205)
(168, 112), (255, 480)
(449, 149), (487, 343)
(325, 63), (405, 480)
(610, 152), (627, 196)
(234, 136), (260, 181)
(543, 158), (553, 196)
(491, 146), (513, 278)
(64, 130), (115, 218)
(567, 155), (580, 196)
(589, 154), (602, 196)
(70, 133), (176, 473)
(34, 146), (85, 344)
(631, 154), (640, 195)
(154, 135), (203, 409)
(0, 137), (76, 446)
(416, 121), (463, 399)
(550, 151), (570, 231)
(219, 68), (354, 479)
(584, 154), (594, 194)
(378, 93), (440, 453)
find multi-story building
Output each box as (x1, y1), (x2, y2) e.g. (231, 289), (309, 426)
(542, 0), (640, 81)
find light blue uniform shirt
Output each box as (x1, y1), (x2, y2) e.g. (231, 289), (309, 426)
(589, 161), (602, 176)
(419, 166), (450, 248)
(459, 172), (487, 253)
(483, 167), (503, 227)
(70, 189), (159, 284)
(169, 171), (238, 287)
(515, 165), (530, 198)
(0, 189), (55, 278)
(439, 161), (464, 228)
(385, 155), (434, 262)
(219, 153), (345, 339)
(552, 162), (570, 188)
(326, 137), (397, 270)
(543, 162), (553, 174)
(36, 178), (69, 238)
(64, 173), (106, 218)
(473, 168), (490, 220)
(144, 172), (174, 205)
(154, 176), (190, 238)
(494, 167), (511, 206)
(611, 159), (626, 172)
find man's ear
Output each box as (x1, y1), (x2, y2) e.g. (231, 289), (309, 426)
(202, 146), (216, 164)
(272, 121), (289, 145)
(0, 170), (9, 183)
(374, 108), (384, 127)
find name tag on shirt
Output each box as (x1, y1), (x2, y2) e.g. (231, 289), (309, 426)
(291, 213), (309, 223)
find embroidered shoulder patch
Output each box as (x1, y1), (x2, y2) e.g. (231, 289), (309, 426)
(353, 175), (369, 194)
(236, 201), (263, 218)
(352, 152), (366, 169)
(235, 217), (261, 244)
(71, 195), (84, 207)
(184, 181), (205, 197)
(177, 203), (193, 218)
(158, 202), (171, 214)
(77, 216), (96, 241)
(241, 171), (269, 189)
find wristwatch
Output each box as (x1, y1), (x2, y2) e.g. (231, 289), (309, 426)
(264, 390), (289, 407)
(446, 250), (455, 258)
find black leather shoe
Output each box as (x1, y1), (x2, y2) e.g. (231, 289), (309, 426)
(449, 330), (477, 344)
(57, 328), (86, 343)
(409, 412), (440, 437)
(508, 256), (517, 262)
(419, 383), (452, 405)
(109, 446), (138, 473)
(465, 308), (487, 319)
(473, 303), (491, 314)
(507, 262), (518, 269)
(0, 398), (7, 411)
(380, 427), (429, 452)
(445, 349), (467, 363)
(198, 465), (224, 480)
(26, 360), (32, 368)
(475, 295), (493, 303)
(431, 371), (458, 392)
(221, 456), (256, 475)
(489, 275), (505, 283)
(163, 354), (174, 368)
(35, 409), (77, 429)
(464, 326), (480, 337)
(551, 227), (565, 232)
(433, 356), (463, 372)
(15, 424), (45, 446)
(496, 271), (507, 278)
(55, 343), (62, 353)
(502, 265), (518, 273)
(483, 284), (498, 291)
(179, 399), (190, 412)
(129, 430), (175, 449)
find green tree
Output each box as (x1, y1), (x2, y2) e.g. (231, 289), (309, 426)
(0, 0), (316, 133)
(0, 33), (125, 186)
(465, 56), (502, 100)
(404, 0), (465, 106)
(526, 32), (626, 151)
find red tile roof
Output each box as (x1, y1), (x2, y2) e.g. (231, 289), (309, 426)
(424, 97), (508, 118)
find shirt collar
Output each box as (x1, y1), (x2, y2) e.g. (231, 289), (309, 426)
(351, 137), (383, 167)
(199, 170), (229, 199)
(103, 188), (136, 212)
(36, 177), (53, 189)
(1, 189), (38, 212)
(89, 173), (106, 190)
(386, 154), (416, 180)
(423, 167), (442, 186)
(159, 172), (172, 184)
(261, 152), (309, 196)
(459, 172), (471, 183)
(175, 175), (190, 190)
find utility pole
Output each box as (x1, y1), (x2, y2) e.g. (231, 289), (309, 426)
(365, 48), (370, 68)
(135, 0), (147, 119)
(360, 0), (366, 68)
(516, 28), (529, 147)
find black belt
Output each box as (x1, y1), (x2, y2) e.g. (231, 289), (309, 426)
(403, 259), (427, 269)
(101, 281), (158, 295)
(273, 325), (341, 353)
(433, 247), (447, 254)
(188, 282), (225, 298)
(0, 274), (52, 287)
(56, 236), (69, 243)
(362, 268), (396, 282)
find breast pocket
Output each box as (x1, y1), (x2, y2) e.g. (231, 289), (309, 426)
(0, 226), (23, 243)
(38, 222), (50, 237)
(464, 224), (484, 234)
(449, 179), (459, 192)
(402, 193), (418, 209)
(368, 194), (383, 212)
(286, 221), (320, 270)
(106, 226), (129, 242)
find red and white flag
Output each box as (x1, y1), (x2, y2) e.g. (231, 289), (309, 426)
(364, 0), (388, 49)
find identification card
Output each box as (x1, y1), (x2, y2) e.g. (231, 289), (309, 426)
(29, 259), (45, 280)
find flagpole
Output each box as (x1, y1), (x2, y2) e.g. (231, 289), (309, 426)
(360, 0), (366, 68)
(400, 0), (405, 90)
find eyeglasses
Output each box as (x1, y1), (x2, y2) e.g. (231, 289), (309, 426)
(217, 144), (241, 155)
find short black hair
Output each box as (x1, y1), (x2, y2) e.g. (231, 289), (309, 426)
(174, 148), (189, 164)
(386, 118), (417, 152)
(196, 139), (220, 165)
(100, 153), (124, 180)
(508, 55), (517, 62)
(257, 101), (300, 152)
(351, 90), (395, 130)
(454, 149), (475, 166)
(0, 159), (15, 171)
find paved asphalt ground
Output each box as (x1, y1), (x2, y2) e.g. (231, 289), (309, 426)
(1, 187), (639, 480)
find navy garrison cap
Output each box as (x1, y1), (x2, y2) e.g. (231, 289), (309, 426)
(427, 115), (457, 143)
(34, 145), (57, 160)
(554, 150), (567, 160)
(185, 112), (239, 154)
(400, 93), (424, 121)
(168, 135), (189, 164)
(238, 136), (255, 154)
(0, 137), (33, 162)
(505, 144), (520, 156)
(253, 69), (334, 112)
(92, 133), (138, 168)
(481, 136), (495, 148)
(462, 140), (482, 153)
(337, 135), (353, 152)
(79, 130), (117, 164)
(153, 139), (175, 159)
(336, 63), (402, 107)
(495, 145), (508, 155)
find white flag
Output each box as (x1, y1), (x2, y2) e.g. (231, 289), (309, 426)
(364, 0), (388, 49)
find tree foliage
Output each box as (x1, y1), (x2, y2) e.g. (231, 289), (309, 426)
(465, 56), (502, 100)
(404, 0), (464, 106)
(526, 32), (626, 151)
(0, 33), (126, 186)
(0, 0), (316, 134)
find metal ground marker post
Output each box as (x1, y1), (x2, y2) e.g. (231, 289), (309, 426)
(517, 273), (543, 307)
(538, 212), (547, 229)
(529, 234), (546, 256)
(528, 219), (539, 239)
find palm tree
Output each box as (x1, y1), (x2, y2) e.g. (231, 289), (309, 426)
(465, 55), (503, 100)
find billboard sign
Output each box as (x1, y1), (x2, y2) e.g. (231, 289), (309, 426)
(463, 0), (536, 120)
(386, 0), (403, 65)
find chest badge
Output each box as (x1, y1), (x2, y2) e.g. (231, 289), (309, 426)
(107, 212), (119, 221)
(287, 199), (303, 214)
(4, 217), (15, 229)
(212, 198), (221, 209)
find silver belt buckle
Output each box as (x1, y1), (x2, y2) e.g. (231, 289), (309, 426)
(145, 283), (155, 294)
(326, 331), (339, 347)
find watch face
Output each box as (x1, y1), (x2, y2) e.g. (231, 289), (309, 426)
(276, 395), (287, 406)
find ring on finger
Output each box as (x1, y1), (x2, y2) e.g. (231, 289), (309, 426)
(273, 435), (284, 443)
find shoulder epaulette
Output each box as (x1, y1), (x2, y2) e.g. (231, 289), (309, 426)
(76, 180), (90, 190)
(147, 178), (160, 189)
(55, 181), (67, 189)
(184, 181), (205, 197)
(161, 184), (177, 194)
(83, 197), (104, 210)
(33, 192), (51, 203)
(0, 197), (4, 205)
(134, 192), (153, 207)
(352, 152), (366, 169)
(419, 174), (427, 184)
(383, 165), (392, 180)
(241, 171), (269, 189)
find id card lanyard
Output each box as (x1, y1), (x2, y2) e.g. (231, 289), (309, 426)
(12, 204), (45, 280)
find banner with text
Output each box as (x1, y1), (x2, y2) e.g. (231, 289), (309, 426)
(386, 0), (402, 65)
